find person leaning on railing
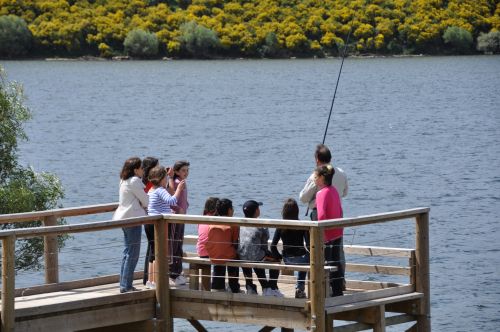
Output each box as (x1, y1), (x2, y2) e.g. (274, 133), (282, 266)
(114, 157), (149, 294)
(205, 199), (243, 293)
(271, 198), (310, 299)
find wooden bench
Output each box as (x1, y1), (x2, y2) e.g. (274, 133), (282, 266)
(183, 255), (337, 296)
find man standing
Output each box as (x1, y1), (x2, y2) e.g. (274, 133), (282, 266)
(299, 144), (348, 292)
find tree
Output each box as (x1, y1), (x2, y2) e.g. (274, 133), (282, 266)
(124, 29), (159, 57)
(477, 31), (500, 54)
(0, 15), (33, 57)
(443, 26), (473, 53)
(178, 21), (220, 57)
(0, 66), (67, 271)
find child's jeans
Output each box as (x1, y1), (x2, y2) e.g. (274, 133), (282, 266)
(283, 253), (310, 291)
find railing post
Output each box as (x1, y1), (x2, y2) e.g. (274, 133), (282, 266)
(155, 219), (172, 332)
(415, 211), (431, 331)
(309, 224), (325, 332)
(42, 216), (59, 284)
(1, 235), (16, 332)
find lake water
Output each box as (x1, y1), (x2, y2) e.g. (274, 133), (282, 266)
(2, 56), (499, 331)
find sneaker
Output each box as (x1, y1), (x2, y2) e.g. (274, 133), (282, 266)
(262, 287), (274, 296)
(295, 288), (307, 299)
(271, 288), (284, 298)
(246, 284), (258, 295)
(120, 286), (140, 293)
(145, 281), (156, 289)
(174, 275), (187, 286)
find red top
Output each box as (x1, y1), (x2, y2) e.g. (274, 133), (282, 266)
(316, 186), (343, 242)
(205, 225), (239, 263)
(144, 182), (153, 193)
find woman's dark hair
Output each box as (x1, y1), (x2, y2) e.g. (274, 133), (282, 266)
(173, 160), (190, 179)
(315, 144), (332, 164)
(120, 157), (142, 180)
(315, 164), (335, 186)
(203, 197), (219, 215)
(142, 157), (159, 185)
(282, 198), (299, 220)
(148, 165), (167, 186)
(215, 198), (233, 216)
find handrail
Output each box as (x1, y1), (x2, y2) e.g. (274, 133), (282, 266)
(0, 205), (430, 332)
(0, 202), (118, 224)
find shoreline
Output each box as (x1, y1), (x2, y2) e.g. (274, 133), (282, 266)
(2, 53), (494, 62)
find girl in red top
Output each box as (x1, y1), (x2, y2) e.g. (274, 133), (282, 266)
(141, 157), (159, 289)
(314, 164), (344, 296)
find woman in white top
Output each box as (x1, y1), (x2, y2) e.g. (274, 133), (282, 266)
(114, 157), (149, 293)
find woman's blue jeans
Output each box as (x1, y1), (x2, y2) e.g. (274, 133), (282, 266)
(283, 253), (310, 291)
(120, 226), (142, 291)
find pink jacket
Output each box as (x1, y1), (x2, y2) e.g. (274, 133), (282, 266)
(316, 186), (343, 242)
(197, 224), (210, 257)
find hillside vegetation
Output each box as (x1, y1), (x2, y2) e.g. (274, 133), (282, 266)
(1, 0), (499, 58)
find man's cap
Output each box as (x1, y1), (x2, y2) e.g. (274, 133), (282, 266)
(242, 200), (263, 217)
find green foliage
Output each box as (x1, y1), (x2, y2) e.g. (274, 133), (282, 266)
(0, 67), (31, 182)
(260, 32), (282, 57)
(443, 26), (473, 53)
(0, 0), (497, 57)
(0, 15), (32, 57)
(477, 30), (500, 54)
(124, 29), (159, 57)
(178, 21), (220, 57)
(0, 66), (67, 271)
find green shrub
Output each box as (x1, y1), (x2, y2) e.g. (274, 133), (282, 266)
(477, 31), (500, 54)
(178, 21), (220, 58)
(0, 66), (67, 271)
(442, 26), (473, 53)
(260, 32), (282, 57)
(0, 15), (33, 57)
(123, 29), (159, 57)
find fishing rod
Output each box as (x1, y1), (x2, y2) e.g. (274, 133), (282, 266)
(305, 29), (351, 217)
(322, 28), (352, 144)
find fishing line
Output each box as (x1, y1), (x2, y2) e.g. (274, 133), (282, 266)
(322, 28), (352, 144)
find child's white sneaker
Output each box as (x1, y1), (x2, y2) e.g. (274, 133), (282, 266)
(145, 281), (156, 289)
(174, 275), (187, 286)
(263, 287), (274, 296)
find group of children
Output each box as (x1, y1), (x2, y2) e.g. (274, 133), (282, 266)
(115, 154), (344, 299)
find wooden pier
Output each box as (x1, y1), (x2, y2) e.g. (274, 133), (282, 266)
(0, 204), (430, 331)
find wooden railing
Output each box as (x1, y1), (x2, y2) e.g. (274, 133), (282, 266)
(0, 205), (430, 332)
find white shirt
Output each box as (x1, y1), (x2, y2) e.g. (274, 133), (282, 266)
(299, 166), (348, 209)
(113, 176), (149, 220)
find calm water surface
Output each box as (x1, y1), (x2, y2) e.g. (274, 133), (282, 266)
(2, 56), (499, 331)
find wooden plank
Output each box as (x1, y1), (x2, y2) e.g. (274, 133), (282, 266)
(325, 285), (415, 310)
(0, 203), (118, 224)
(79, 320), (154, 332)
(171, 299), (309, 330)
(346, 263), (410, 276)
(309, 226), (325, 332)
(1, 235), (16, 332)
(15, 285), (156, 317)
(317, 207), (429, 228)
(14, 271), (143, 297)
(386, 297), (421, 315)
(14, 300), (154, 332)
(162, 214), (316, 229)
(155, 220), (172, 332)
(344, 245), (413, 258)
(183, 256), (335, 273)
(171, 289), (307, 308)
(415, 212), (431, 331)
(43, 215), (59, 284)
(327, 292), (423, 314)
(346, 280), (408, 291)
(11, 215), (162, 239)
(373, 305), (385, 332)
